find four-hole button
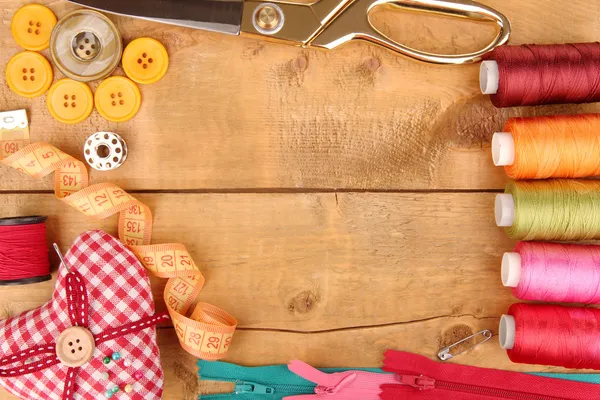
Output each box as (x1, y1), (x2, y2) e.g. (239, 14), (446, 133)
(6, 51), (53, 98)
(47, 79), (94, 124)
(95, 77), (141, 122)
(122, 37), (169, 85)
(56, 326), (95, 368)
(11, 4), (57, 51)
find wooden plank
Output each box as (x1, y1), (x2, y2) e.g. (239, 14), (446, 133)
(0, 192), (515, 328)
(2, 1), (600, 191)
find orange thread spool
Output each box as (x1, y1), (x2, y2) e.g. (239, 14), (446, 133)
(493, 114), (600, 180)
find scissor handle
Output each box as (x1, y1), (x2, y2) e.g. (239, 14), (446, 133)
(308, 0), (511, 64)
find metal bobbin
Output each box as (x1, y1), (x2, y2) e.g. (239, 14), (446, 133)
(84, 132), (128, 171)
(50, 10), (122, 82)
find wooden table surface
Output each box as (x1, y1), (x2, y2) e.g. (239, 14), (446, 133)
(2, 0), (600, 398)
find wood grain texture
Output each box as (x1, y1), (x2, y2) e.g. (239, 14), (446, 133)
(2, 0), (600, 191)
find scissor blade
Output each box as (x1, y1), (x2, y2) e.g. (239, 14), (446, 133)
(68, 0), (243, 35)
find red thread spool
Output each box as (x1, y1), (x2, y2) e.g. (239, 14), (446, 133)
(0, 216), (51, 286)
(480, 43), (600, 108)
(500, 304), (600, 370)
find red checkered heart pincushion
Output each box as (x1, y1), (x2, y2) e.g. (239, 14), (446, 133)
(0, 230), (170, 400)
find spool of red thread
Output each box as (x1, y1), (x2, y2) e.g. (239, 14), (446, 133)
(0, 216), (51, 286)
(480, 43), (600, 108)
(502, 242), (600, 304)
(500, 304), (600, 370)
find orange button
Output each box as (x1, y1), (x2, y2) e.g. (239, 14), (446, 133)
(6, 51), (53, 98)
(47, 79), (94, 124)
(11, 4), (57, 51)
(56, 326), (95, 368)
(95, 77), (141, 122)
(122, 38), (169, 84)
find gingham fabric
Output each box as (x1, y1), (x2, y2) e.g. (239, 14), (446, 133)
(0, 230), (165, 399)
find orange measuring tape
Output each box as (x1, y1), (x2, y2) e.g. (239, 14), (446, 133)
(1, 140), (237, 360)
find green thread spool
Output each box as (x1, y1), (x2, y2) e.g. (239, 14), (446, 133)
(495, 180), (600, 241)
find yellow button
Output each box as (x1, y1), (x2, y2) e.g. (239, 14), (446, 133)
(95, 76), (141, 122)
(47, 79), (94, 124)
(122, 38), (169, 84)
(11, 4), (57, 51)
(6, 51), (53, 98)
(56, 326), (95, 368)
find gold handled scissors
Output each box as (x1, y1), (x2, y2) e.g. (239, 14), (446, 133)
(70, 0), (511, 64)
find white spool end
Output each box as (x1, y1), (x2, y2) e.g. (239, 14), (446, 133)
(499, 315), (516, 350)
(495, 194), (515, 227)
(480, 60), (499, 95)
(492, 132), (515, 166)
(501, 252), (521, 287)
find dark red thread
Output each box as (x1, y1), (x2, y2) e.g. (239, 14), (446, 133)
(508, 304), (600, 370)
(488, 43), (600, 107)
(0, 222), (50, 282)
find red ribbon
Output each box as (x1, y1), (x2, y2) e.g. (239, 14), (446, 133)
(0, 271), (170, 399)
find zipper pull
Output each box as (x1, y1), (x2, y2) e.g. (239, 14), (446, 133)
(397, 374), (435, 390)
(234, 381), (275, 394)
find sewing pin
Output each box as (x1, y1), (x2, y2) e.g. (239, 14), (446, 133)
(53, 243), (70, 272)
(437, 329), (493, 361)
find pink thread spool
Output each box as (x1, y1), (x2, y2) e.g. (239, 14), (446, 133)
(502, 242), (600, 303)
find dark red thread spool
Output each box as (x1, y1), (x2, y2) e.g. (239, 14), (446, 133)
(500, 303), (600, 370)
(0, 216), (51, 286)
(480, 43), (600, 108)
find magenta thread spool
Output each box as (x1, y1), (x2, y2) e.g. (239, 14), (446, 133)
(502, 241), (600, 303)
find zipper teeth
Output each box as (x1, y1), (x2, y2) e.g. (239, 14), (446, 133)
(200, 375), (314, 394)
(437, 381), (561, 400)
(391, 370), (560, 400)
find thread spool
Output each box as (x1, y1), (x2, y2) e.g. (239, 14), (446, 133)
(481, 43), (600, 108)
(502, 242), (600, 303)
(50, 10), (122, 82)
(500, 304), (600, 370)
(492, 114), (600, 179)
(495, 180), (600, 241)
(0, 216), (51, 286)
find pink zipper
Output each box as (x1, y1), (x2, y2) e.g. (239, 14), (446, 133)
(381, 351), (600, 400)
(284, 360), (397, 400)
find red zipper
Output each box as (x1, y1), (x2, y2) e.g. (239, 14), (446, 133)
(393, 373), (564, 400)
(382, 351), (600, 400)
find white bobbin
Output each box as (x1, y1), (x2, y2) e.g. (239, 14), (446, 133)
(84, 132), (128, 171)
(492, 132), (515, 166)
(501, 252), (521, 287)
(495, 194), (515, 227)
(480, 60), (500, 95)
(499, 314), (516, 350)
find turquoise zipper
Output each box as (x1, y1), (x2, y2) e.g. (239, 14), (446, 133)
(199, 376), (314, 398)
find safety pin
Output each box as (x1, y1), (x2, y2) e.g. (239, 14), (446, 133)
(53, 243), (70, 272)
(437, 330), (493, 361)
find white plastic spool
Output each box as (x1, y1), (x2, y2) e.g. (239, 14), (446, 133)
(501, 252), (521, 287)
(480, 60), (500, 95)
(495, 194), (515, 227)
(492, 132), (515, 166)
(499, 315), (516, 350)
